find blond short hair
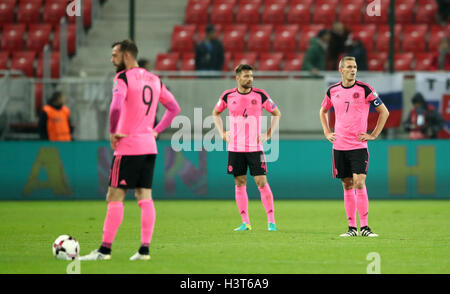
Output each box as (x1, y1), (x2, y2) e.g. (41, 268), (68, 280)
(339, 56), (356, 68)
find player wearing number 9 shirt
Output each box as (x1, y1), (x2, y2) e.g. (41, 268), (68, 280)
(80, 40), (180, 261)
(319, 56), (389, 238)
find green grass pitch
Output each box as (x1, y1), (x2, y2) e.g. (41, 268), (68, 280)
(0, 200), (449, 274)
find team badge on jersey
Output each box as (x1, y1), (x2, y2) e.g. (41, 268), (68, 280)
(353, 93), (360, 99)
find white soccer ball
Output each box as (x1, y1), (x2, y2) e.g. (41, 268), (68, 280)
(52, 235), (80, 260)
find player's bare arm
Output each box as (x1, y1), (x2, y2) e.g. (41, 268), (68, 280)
(212, 107), (230, 143)
(359, 104), (390, 141)
(259, 108), (281, 144)
(319, 106), (336, 143)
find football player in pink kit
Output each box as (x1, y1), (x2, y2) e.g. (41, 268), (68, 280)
(319, 57), (389, 237)
(80, 40), (180, 261)
(213, 64), (282, 232)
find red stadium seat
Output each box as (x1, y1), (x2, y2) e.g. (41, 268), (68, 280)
(364, 0), (390, 24)
(223, 51), (232, 71)
(286, 1), (311, 25)
(53, 24), (77, 56)
(210, 2), (235, 25)
(180, 53), (195, 71)
(289, 0), (313, 6)
(0, 0), (16, 28)
(17, 0), (42, 25)
(298, 24), (325, 52)
(283, 52), (304, 71)
(258, 52), (283, 71)
(68, 0), (93, 28)
(414, 52), (434, 70)
(222, 24), (247, 53)
(313, 1), (337, 26)
(351, 24), (376, 53)
(170, 25), (196, 53)
(339, 1), (363, 27)
(273, 24), (299, 53)
(376, 24), (402, 52)
(10, 51), (36, 77)
(235, 2), (260, 24)
(341, 0), (364, 5)
(185, 1), (209, 24)
(36, 51), (61, 78)
(261, 1), (286, 25)
(247, 24), (273, 53)
(196, 24), (223, 42)
(428, 25), (447, 51)
(212, 0), (236, 4)
(43, 0), (67, 27)
(416, 0), (438, 24)
(394, 52), (414, 71)
(154, 53), (179, 71)
(1, 24), (26, 53)
(395, 0), (415, 24)
(26, 24), (52, 54)
(232, 52), (257, 69)
(238, 0), (262, 5)
(402, 24), (428, 53)
(367, 52), (387, 71)
(0, 52), (9, 71)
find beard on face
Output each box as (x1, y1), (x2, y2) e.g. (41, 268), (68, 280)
(115, 61), (126, 73)
(241, 81), (252, 89)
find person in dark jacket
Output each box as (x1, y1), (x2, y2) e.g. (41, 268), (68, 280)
(195, 24), (225, 71)
(403, 93), (444, 139)
(302, 29), (331, 74)
(346, 38), (368, 71)
(38, 91), (74, 141)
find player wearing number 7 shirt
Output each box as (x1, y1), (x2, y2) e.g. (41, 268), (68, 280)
(319, 56), (389, 238)
(80, 40), (180, 261)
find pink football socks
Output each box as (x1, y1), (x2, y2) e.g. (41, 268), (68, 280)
(343, 189), (357, 227)
(235, 186), (250, 224)
(356, 186), (369, 228)
(258, 184), (275, 224)
(138, 199), (156, 247)
(101, 201), (124, 248)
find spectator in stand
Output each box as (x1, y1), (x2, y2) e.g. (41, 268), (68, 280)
(436, 0), (450, 24)
(403, 93), (444, 139)
(302, 29), (331, 75)
(345, 37), (368, 71)
(430, 37), (450, 71)
(327, 21), (350, 70)
(195, 24), (225, 71)
(38, 91), (74, 141)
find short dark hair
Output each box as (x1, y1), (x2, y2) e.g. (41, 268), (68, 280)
(112, 39), (139, 59)
(48, 91), (63, 105)
(205, 24), (216, 34)
(235, 64), (254, 75)
(317, 29), (330, 39)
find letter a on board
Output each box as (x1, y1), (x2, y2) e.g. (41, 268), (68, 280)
(23, 147), (72, 196)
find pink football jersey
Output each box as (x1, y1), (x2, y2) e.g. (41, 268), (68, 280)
(110, 68), (179, 156)
(321, 81), (381, 151)
(216, 87), (278, 152)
